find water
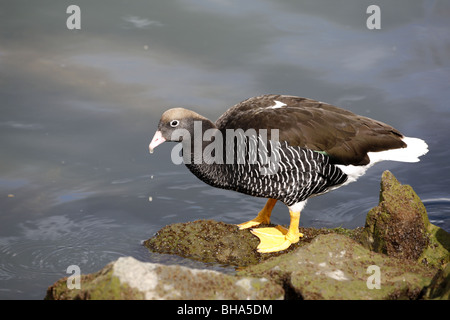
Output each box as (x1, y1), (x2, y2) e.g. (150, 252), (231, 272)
(1, 0), (449, 299)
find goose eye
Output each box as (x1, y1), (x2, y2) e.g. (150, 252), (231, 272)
(170, 120), (179, 127)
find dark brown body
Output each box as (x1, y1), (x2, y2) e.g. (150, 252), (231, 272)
(216, 94), (406, 165)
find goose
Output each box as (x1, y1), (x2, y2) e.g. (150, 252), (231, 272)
(149, 94), (428, 253)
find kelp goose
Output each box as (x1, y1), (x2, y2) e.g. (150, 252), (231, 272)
(149, 94), (428, 253)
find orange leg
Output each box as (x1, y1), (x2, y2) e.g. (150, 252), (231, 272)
(236, 198), (277, 230)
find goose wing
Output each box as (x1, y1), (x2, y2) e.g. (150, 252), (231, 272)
(215, 94), (405, 165)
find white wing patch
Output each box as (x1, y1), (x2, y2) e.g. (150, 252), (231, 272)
(268, 100), (287, 109)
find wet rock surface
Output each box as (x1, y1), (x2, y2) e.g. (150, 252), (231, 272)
(45, 171), (449, 300)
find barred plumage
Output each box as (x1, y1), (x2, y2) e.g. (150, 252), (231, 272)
(186, 138), (348, 206)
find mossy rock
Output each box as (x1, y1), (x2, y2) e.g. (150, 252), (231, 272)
(240, 233), (436, 300)
(419, 224), (450, 269)
(46, 171), (449, 300)
(360, 171), (450, 268)
(45, 262), (145, 300)
(144, 220), (262, 266)
(45, 257), (284, 300)
(422, 262), (450, 300)
(144, 219), (362, 267)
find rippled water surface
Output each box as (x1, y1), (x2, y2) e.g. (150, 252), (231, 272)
(1, 1), (449, 299)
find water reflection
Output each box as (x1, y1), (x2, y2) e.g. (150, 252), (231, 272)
(0, 0), (449, 299)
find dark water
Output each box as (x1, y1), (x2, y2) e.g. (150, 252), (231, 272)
(1, 0), (449, 299)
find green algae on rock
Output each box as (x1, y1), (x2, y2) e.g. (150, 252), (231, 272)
(144, 220), (262, 266)
(360, 170), (450, 268)
(239, 233), (436, 300)
(422, 262), (450, 300)
(45, 171), (449, 300)
(45, 256), (284, 300)
(45, 261), (145, 300)
(144, 219), (362, 267)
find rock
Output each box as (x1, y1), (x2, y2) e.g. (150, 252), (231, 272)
(45, 256), (284, 300)
(422, 263), (450, 300)
(144, 219), (362, 267)
(240, 233), (436, 300)
(143, 220), (263, 266)
(45, 260), (144, 300)
(360, 170), (450, 268)
(45, 171), (449, 300)
(419, 224), (450, 269)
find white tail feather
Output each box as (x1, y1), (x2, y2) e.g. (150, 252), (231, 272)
(337, 137), (428, 185)
(368, 137), (429, 164)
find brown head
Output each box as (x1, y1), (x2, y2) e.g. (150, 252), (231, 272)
(149, 108), (215, 153)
